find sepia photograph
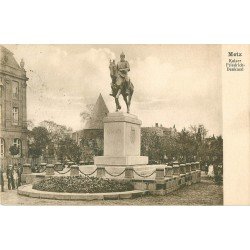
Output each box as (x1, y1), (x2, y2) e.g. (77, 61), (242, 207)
(0, 45), (223, 205)
(2, 2), (250, 250)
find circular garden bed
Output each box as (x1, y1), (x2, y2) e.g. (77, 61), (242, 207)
(33, 176), (134, 193)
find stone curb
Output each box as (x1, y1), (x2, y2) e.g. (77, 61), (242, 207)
(17, 185), (148, 201)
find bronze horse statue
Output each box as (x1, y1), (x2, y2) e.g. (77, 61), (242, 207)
(109, 60), (134, 113)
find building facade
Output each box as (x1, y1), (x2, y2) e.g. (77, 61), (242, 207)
(0, 46), (28, 166)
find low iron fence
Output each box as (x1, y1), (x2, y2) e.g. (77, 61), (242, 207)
(19, 162), (202, 181)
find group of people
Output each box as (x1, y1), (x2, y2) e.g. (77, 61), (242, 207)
(0, 164), (23, 192)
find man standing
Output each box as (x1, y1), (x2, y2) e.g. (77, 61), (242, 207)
(116, 52), (130, 95)
(17, 163), (23, 187)
(6, 165), (15, 190)
(0, 165), (4, 192)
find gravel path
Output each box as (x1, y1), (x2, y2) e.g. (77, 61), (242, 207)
(0, 178), (223, 206)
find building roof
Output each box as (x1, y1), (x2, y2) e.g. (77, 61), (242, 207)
(84, 94), (109, 129)
(141, 124), (173, 136)
(0, 46), (21, 70)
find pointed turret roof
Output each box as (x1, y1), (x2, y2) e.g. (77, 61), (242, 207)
(84, 94), (109, 129)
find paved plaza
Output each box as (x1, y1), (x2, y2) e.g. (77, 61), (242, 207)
(1, 178), (223, 206)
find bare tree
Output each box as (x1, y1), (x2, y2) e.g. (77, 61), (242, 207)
(80, 104), (94, 126)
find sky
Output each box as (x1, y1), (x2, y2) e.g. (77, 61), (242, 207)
(6, 45), (222, 136)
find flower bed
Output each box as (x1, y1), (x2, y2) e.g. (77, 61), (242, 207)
(32, 176), (134, 193)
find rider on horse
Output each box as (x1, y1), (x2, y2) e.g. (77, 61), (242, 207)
(110, 52), (130, 97)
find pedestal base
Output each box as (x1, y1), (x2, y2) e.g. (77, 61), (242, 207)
(95, 155), (148, 166)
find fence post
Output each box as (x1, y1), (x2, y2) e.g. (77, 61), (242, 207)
(125, 166), (134, 180)
(96, 166), (105, 178)
(173, 163), (181, 189)
(180, 163), (186, 174)
(68, 161), (74, 167)
(179, 163), (186, 187)
(155, 166), (166, 195)
(165, 165), (173, 178)
(196, 162), (201, 182)
(173, 163), (180, 176)
(190, 162), (197, 183)
(79, 161), (85, 166)
(23, 163), (31, 174)
(70, 165), (79, 176)
(195, 161), (200, 170)
(191, 162), (196, 171)
(185, 163), (191, 185)
(54, 162), (63, 171)
(186, 163), (191, 173)
(39, 163), (47, 172)
(21, 163), (31, 184)
(46, 164), (55, 175)
(155, 166), (164, 180)
(165, 166), (173, 193)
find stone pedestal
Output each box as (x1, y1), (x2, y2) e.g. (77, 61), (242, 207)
(94, 112), (148, 167)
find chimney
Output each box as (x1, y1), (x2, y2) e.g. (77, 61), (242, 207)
(155, 123), (158, 127)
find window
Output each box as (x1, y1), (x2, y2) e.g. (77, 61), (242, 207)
(12, 81), (19, 99)
(0, 138), (4, 158)
(13, 138), (22, 156)
(12, 107), (19, 125)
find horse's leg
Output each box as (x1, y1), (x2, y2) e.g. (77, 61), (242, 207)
(127, 86), (133, 114)
(116, 88), (122, 110)
(127, 95), (130, 113)
(115, 98), (121, 111)
(115, 98), (121, 110)
(118, 98), (121, 110)
(116, 88), (121, 99)
(122, 94), (129, 113)
(115, 98), (119, 112)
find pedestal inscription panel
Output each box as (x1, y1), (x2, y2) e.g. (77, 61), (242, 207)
(94, 112), (148, 167)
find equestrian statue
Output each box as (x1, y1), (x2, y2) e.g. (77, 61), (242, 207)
(109, 52), (134, 113)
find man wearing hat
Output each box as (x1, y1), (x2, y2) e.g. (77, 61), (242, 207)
(116, 52), (130, 95)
